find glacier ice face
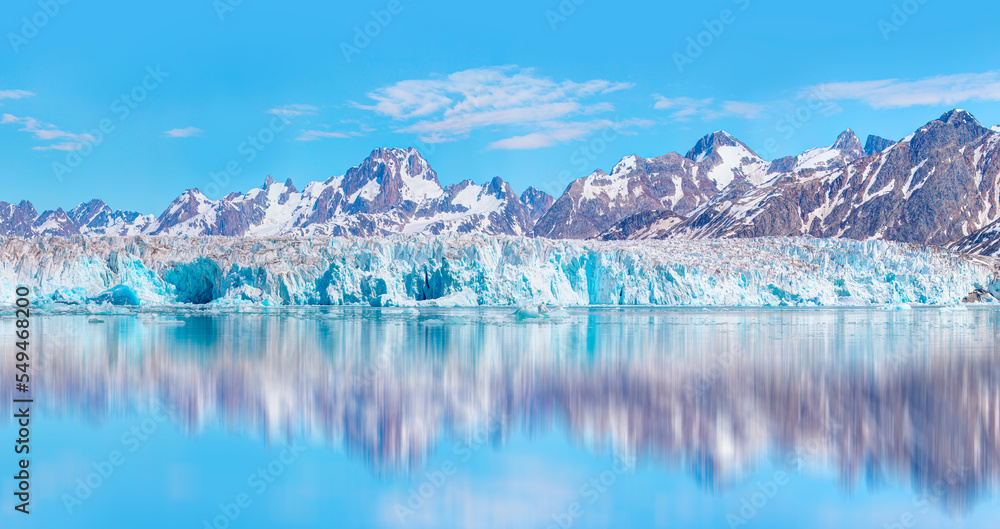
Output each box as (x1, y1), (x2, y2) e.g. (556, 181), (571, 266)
(0, 235), (996, 307)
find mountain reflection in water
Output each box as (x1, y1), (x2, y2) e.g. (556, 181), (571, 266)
(4, 307), (998, 515)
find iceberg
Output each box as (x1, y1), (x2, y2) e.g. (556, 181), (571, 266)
(0, 235), (996, 307)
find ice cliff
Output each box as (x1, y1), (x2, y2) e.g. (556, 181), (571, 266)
(0, 236), (996, 307)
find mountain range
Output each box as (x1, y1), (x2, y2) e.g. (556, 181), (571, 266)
(5, 109), (1000, 256)
(1, 148), (552, 238)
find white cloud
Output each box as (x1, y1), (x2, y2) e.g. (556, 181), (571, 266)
(806, 70), (1000, 109)
(296, 129), (351, 141)
(267, 104), (318, 117)
(357, 66), (634, 146)
(1, 113), (95, 151)
(0, 89), (34, 102)
(718, 100), (766, 119)
(164, 126), (203, 138)
(653, 96), (766, 121)
(488, 118), (653, 150)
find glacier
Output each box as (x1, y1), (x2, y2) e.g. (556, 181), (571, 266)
(0, 235), (997, 307)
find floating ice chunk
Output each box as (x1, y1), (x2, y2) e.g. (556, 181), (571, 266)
(881, 304), (912, 311)
(419, 290), (479, 308)
(52, 287), (89, 304)
(90, 285), (141, 306)
(138, 313), (185, 325)
(514, 304), (570, 320)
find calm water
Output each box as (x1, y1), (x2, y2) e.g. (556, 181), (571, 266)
(2, 307), (1000, 528)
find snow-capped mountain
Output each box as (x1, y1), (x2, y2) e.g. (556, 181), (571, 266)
(685, 131), (770, 187)
(949, 218), (1000, 256)
(155, 148), (555, 237)
(765, 129), (866, 176)
(6, 110), (1000, 249)
(536, 130), (869, 240)
(0, 199), (153, 237)
(2, 148), (553, 239)
(532, 149), (722, 239)
(594, 209), (685, 241)
(599, 111), (1000, 250)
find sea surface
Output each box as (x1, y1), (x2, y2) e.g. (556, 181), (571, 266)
(2, 306), (999, 528)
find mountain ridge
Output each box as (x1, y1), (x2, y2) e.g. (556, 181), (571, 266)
(6, 109), (1000, 255)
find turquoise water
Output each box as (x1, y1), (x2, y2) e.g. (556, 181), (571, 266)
(2, 307), (999, 528)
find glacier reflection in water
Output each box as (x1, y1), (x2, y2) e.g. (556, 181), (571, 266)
(4, 307), (1000, 519)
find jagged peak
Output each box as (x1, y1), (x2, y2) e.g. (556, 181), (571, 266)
(259, 175), (297, 193)
(937, 109), (982, 127)
(685, 130), (759, 162)
(831, 129), (863, 153)
(864, 135), (896, 156)
(520, 186), (553, 201)
(367, 146), (424, 162)
(611, 154), (642, 176)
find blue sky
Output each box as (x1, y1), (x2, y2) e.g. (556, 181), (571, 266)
(3, 0), (1000, 213)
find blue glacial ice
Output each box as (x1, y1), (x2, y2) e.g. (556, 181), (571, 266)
(0, 235), (997, 307)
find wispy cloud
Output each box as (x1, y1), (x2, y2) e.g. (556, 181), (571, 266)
(806, 70), (1000, 109)
(267, 104), (318, 117)
(488, 118), (652, 150)
(0, 89), (34, 102)
(1, 113), (95, 151)
(356, 66), (635, 147)
(164, 126), (203, 138)
(653, 95), (766, 121)
(296, 129), (351, 141)
(295, 119), (371, 142)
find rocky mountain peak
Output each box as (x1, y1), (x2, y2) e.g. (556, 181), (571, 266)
(68, 199), (111, 225)
(684, 131), (751, 162)
(832, 129), (865, 157)
(938, 109), (981, 127)
(864, 135), (896, 156)
(520, 187), (555, 223)
(611, 154), (642, 176)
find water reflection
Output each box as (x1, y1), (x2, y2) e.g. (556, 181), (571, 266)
(2, 308), (998, 515)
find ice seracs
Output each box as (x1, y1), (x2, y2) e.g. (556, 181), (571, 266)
(0, 235), (993, 308)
